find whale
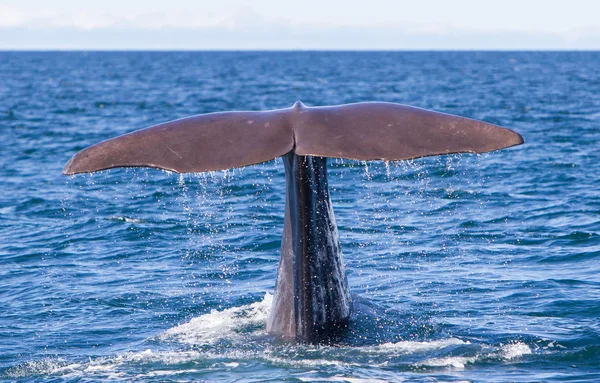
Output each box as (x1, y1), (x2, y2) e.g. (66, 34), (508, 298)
(63, 101), (523, 343)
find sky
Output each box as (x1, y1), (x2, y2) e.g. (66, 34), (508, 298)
(1, 0), (599, 50)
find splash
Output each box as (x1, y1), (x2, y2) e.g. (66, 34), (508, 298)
(502, 342), (533, 359)
(375, 338), (469, 353)
(160, 292), (273, 344)
(3, 296), (537, 380)
(417, 341), (532, 370)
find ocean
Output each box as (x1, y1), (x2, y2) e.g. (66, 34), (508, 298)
(1, 51), (599, 382)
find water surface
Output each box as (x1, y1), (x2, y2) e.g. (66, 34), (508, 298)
(1, 51), (599, 382)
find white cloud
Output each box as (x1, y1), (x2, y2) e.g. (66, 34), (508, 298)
(0, 0), (599, 49)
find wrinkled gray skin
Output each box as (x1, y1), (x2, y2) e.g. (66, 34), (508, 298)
(63, 101), (524, 344)
(266, 152), (351, 342)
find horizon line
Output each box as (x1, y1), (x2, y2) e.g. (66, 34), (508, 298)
(2, 48), (600, 52)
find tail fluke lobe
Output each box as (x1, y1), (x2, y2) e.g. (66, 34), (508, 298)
(63, 102), (523, 175)
(293, 102), (523, 161)
(63, 110), (293, 175)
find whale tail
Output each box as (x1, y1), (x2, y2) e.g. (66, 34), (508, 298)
(63, 101), (523, 175)
(63, 101), (523, 343)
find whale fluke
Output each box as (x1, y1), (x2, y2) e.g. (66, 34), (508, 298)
(63, 102), (523, 175)
(293, 102), (523, 161)
(63, 110), (294, 175)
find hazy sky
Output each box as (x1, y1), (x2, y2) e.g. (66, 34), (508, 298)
(1, 0), (599, 49)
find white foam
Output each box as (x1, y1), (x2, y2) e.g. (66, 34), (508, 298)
(5, 338), (536, 380)
(375, 338), (468, 353)
(102, 347), (350, 371)
(418, 356), (477, 369)
(417, 341), (532, 369)
(83, 363), (115, 373)
(142, 369), (201, 377)
(4, 359), (82, 379)
(299, 377), (390, 383)
(5, 297), (537, 380)
(115, 349), (204, 365)
(265, 355), (354, 369)
(108, 216), (146, 223)
(0, 206), (15, 215)
(501, 342), (532, 359)
(160, 292), (272, 345)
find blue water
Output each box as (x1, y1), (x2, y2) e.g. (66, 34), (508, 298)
(1, 51), (599, 382)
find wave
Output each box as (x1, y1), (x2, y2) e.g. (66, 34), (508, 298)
(3, 294), (537, 380)
(159, 292), (273, 344)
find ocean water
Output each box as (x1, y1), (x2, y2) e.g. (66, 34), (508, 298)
(1, 51), (599, 382)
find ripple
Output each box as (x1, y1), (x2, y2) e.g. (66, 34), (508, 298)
(3, 51), (600, 382)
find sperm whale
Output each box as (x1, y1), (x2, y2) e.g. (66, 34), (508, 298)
(63, 101), (523, 343)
